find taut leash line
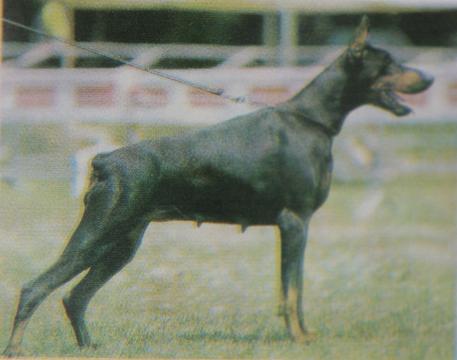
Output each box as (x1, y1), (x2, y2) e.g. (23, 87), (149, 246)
(2, 17), (266, 107)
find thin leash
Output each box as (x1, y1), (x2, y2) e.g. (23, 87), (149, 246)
(2, 17), (267, 107)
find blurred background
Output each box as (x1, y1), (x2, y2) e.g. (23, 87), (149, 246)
(1, 0), (456, 192)
(0, 1), (455, 358)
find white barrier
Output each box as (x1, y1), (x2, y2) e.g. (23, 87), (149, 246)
(1, 62), (456, 125)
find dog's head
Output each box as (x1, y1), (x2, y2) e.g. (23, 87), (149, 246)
(345, 16), (433, 116)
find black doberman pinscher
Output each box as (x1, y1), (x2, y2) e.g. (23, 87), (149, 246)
(3, 16), (432, 356)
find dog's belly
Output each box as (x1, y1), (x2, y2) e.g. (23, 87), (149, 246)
(148, 176), (283, 226)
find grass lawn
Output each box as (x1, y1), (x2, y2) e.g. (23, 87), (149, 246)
(0, 124), (455, 359)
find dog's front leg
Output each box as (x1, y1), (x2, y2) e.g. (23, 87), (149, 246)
(277, 209), (316, 344)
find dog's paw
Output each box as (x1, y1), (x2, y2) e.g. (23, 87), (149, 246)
(2, 345), (24, 358)
(79, 342), (99, 351)
(293, 330), (317, 345)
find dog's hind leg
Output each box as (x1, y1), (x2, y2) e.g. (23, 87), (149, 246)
(277, 209), (316, 344)
(3, 173), (141, 357)
(3, 246), (100, 357)
(3, 236), (103, 357)
(63, 221), (148, 348)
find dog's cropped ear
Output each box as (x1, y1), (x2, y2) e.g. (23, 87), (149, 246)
(348, 15), (369, 61)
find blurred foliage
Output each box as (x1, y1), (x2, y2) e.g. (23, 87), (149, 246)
(4, 0), (456, 46)
(3, 0), (42, 41)
(1, 124), (89, 156)
(75, 10), (263, 45)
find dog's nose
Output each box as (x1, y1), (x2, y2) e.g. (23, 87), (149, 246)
(421, 72), (434, 89)
(413, 67), (434, 90)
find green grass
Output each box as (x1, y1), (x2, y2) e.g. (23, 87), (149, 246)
(0, 175), (454, 359)
(0, 124), (455, 359)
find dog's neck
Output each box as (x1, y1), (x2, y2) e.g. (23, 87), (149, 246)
(280, 54), (363, 136)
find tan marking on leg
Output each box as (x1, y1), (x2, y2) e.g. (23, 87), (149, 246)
(275, 227), (285, 316)
(285, 284), (317, 344)
(287, 286), (305, 341)
(4, 318), (30, 356)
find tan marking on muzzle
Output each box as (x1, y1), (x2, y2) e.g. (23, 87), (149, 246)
(393, 70), (424, 93)
(373, 69), (426, 94)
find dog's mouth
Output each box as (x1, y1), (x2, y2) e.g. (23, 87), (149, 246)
(374, 68), (433, 117)
(378, 89), (412, 116)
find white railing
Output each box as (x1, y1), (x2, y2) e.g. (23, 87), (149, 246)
(1, 62), (456, 125)
(5, 41), (457, 68)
